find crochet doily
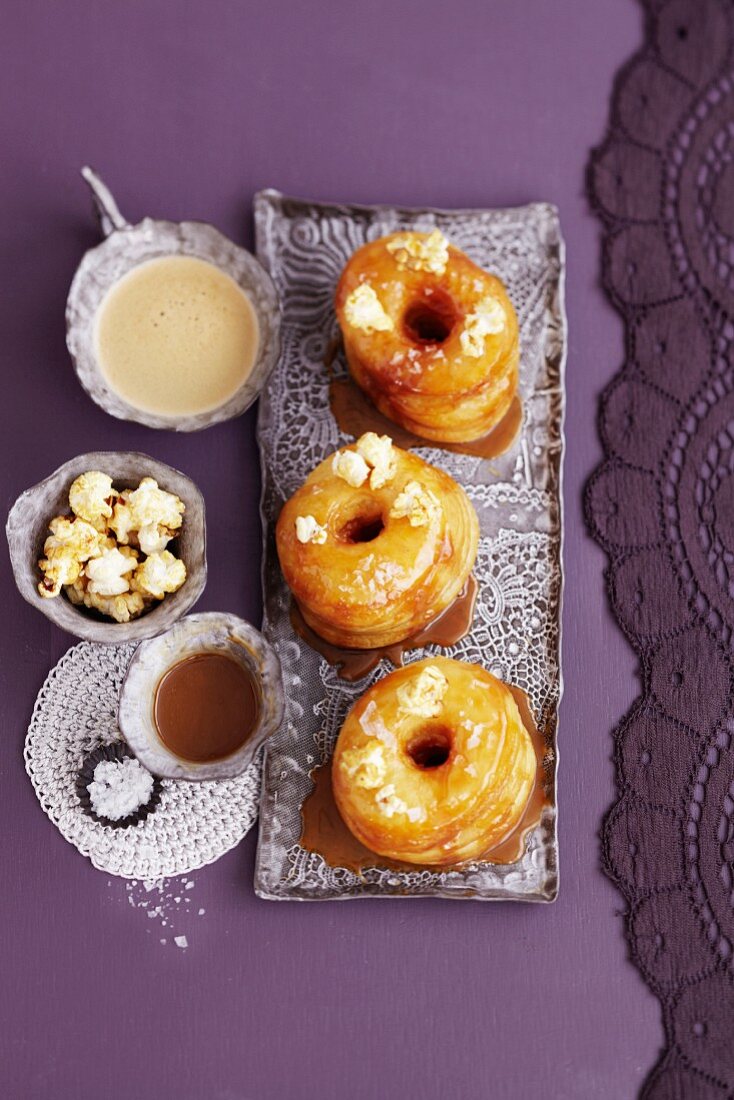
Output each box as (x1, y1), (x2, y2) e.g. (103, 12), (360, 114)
(587, 0), (734, 1094)
(252, 191), (565, 902)
(25, 641), (260, 879)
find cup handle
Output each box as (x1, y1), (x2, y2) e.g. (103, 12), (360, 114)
(80, 166), (129, 237)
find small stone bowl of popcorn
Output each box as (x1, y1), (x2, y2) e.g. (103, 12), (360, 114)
(6, 451), (207, 643)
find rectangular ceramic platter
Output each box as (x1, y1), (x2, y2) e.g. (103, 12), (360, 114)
(253, 190), (565, 902)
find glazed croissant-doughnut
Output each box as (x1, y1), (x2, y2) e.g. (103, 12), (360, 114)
(335, 230), (519, 443)
(276, 433), (479, 650)
(332, 657), (537, 865)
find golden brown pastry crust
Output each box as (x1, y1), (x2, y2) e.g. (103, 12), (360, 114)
(335, 232), (520, 443)
(332, 657), (536, 865)
(276, 440), (479, 650)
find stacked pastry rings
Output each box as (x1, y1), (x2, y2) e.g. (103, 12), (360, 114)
(332, 657), (537, 865)
(276, 434), (479, 650)
(335, 230), (520, 443)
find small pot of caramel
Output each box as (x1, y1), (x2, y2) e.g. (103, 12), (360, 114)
(118, 612), (284, 781)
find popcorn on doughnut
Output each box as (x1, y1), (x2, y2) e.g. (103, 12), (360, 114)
(335, 230), (520, 443)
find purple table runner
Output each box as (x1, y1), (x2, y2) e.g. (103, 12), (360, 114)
(587, 1), (734, 1094)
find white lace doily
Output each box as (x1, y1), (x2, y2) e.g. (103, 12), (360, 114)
(25, 641), (261, 879)
(252, 192), (565, 902)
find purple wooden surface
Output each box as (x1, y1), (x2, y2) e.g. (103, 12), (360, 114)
(0, 3), (660, 1097)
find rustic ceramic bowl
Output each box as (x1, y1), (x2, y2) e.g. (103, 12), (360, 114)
(6, 451), (207, 643)
(66, 167), (281, 431)
(118, 612), (285, 781)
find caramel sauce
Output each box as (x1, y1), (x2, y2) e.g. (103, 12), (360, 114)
(154, 652), (261, 763)
(300, 685), (550, 874)
(329, 375), (523, 460)
(289, 574), (478, 683)
(300, 762), (412, 875)
(485, 685), (551, 864)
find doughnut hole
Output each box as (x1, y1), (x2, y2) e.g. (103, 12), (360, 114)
(337, 504), (385, 545)
(402, 291), (458, 346)
(406, 724), (453, 769)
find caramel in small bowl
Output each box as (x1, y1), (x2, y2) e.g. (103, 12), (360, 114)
(118, 612), (284, 781)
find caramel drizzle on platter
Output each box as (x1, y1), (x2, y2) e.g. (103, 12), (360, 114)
(289, 575), (478, 683)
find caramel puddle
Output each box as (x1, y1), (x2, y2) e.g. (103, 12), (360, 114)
(300, 685), (551, 874)
(329, 375), (523, 460)
(290, 575), (478, 683)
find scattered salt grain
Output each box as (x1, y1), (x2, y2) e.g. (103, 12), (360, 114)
(88, 757), (154, 821)
(123, 876), (203, 948)
(174, 936), (188, 949)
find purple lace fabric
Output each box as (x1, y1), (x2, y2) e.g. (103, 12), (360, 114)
(586, 1), (734, 1095)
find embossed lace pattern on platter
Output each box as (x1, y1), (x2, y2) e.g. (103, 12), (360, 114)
(586, 0), (734, 1094)
(253, 191), (565, 902)
(25, 642), (261, 879)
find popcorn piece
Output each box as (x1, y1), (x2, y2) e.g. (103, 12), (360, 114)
(375, 784), (408, 818)
(110, 479), (184, 545)
(343, 284), (393, 333)
(341, 743), (387, 790)
(45, 516), (104, 560)
(359, 699), (396, 746)
(38, 549), (84, 598)
(374, 784), (425, 822)
(109, 492), (135, 545)
(83, 589), (147, 624)
(295, 515), (327, 545)
(137, 524), (176, 556)
(389, 481), (441, 527)
(460, 296), (506, 357)
(132, 551), (187, 600)
(397, 665), (449, 718)
(356, 432), (396, 490)
(68, 471), (115, 527)
(128, 478), (185, 530)
(386, 230), (449, 276)
(86, 547), (138, 596)
(38, 516), (105, 597)
(332, 449), (370, 488)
